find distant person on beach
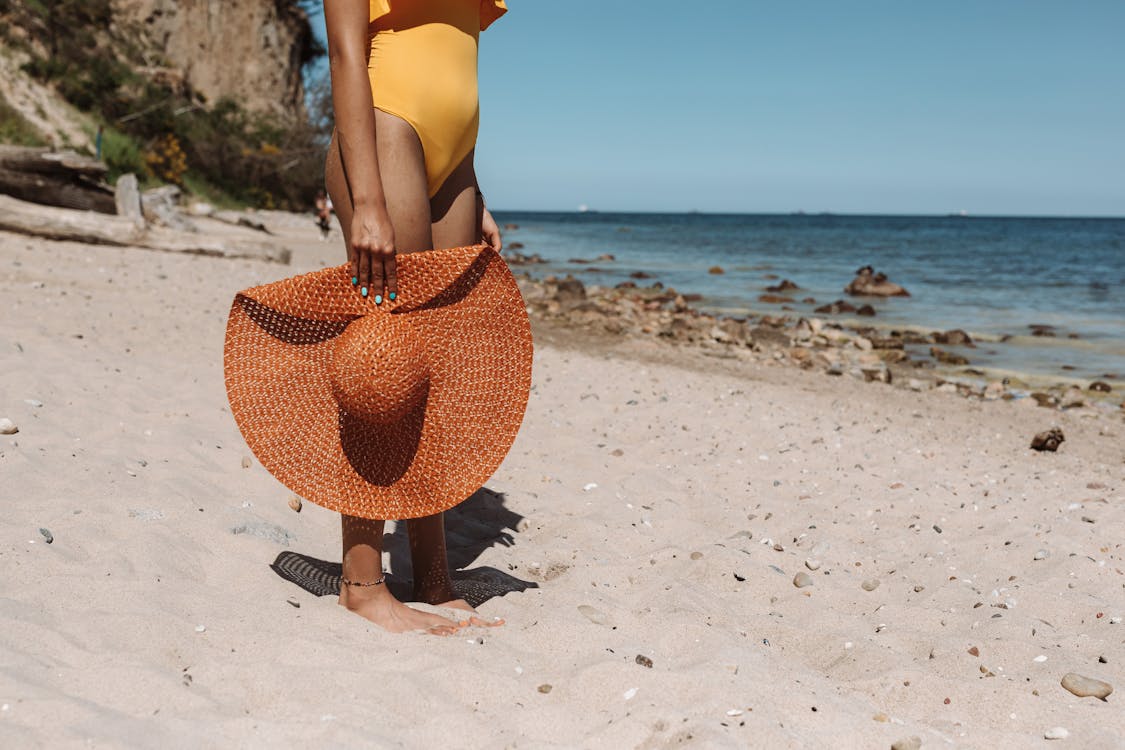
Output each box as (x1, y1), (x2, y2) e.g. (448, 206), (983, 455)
(322, 0), (507, 634)
(314, 189), (333, 240)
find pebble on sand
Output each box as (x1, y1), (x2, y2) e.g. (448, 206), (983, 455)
(1044, 727), (1069, 740)
(805, 559), (821, 571)
(1034, 549), (1049, 561)
(577, 604), (609, 625)
(39, 528), (53, 544)
(861, 579), (880, 591)
(1030, 428), (1065, 452)
(241, 456), (252, 469)
(891, 737), (922, 750)
(635, 654), (653, 668)
(288, 495), (302, 513)
(793, 572), (814, 588)
(537, 684), (552, 694)
(0, 417), (18, 435)
(1060, 672), (1113, 700)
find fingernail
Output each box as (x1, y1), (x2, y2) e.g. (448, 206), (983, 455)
(374, 294), (383, 305)
(361, 286), (368, 297)
(388, 292), (396, 301)
(351, 276), (358, 285)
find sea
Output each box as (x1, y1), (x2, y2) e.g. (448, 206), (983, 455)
(492, 211), (1125, 386)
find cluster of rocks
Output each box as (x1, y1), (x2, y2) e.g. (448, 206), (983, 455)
(516, 272), (1123, 416)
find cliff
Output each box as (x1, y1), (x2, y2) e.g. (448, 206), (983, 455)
(112, 0), (317, 118)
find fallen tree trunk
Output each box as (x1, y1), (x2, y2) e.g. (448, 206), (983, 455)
(0, 146), (116, 214)
(0, 194), (290, 264)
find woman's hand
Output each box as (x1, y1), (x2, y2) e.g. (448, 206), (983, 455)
(481, 206), (502, 253)
(350, 205), (398, 303)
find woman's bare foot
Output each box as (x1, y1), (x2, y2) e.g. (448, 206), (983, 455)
(437, 598), (505, 628)
(339, 583), (460, 635)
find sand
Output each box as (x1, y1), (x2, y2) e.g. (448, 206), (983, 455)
(1, 215), (1122, 748)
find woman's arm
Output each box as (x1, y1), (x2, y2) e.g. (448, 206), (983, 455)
(473, 178), (502, 253)
(324, 0), (397, 299)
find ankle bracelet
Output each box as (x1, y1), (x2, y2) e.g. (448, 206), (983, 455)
(340, 574), (387, 588)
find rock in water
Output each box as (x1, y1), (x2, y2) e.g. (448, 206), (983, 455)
(891, 737), (922, 750)
(1060, 672), (1113, 700)
(1030, 428), (1065, 452)
(0, 418), (17, 435)
(793, 572), (814, 588)
(844, 266), (910, 297)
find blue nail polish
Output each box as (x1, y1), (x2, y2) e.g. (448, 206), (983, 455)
(361, 287), (368, 297)
(389, 292), (396, 301)
(351, 276), (358, 285)
(374, 294), (383, 305)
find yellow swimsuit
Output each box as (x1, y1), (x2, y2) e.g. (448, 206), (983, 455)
(368, 0), (507, 198)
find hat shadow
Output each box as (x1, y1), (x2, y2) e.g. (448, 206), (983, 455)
(269, 486), (537, 608)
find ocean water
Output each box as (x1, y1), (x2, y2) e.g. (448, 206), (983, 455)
(493, 211), (1125, 385)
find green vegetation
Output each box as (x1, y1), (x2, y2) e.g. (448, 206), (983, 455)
(0, 89), (46, 146)
(3, 0), (329, 209)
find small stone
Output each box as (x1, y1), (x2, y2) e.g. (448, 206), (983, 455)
(288, 495), (303, 513)
(582, 482), (598, 491)
(241, 456), (252, 469)
(24, 399), (43, 407)
(1034, 655), (1048, 662)
(793, 572), (814, 588)
(578, 604), (609, 625)
(708, 265), (725, 274)
(805, 558), (821, 571)
(39, 528), (53, 544)
(1060, 672), (1113, 700)
(873, 712), (889, 722)
(623, 687), (638, 700)
(891, 737), (922, 750)
(0, 418), (17, 435)
(861, 579), (880, 591)
(635, 654), (653, 668)
(195, 625), (206, 633)
(968, 646), (980, 656)
(726, 709), (744, 717)
(932, 524), (942, 534)
(1044, 727), (1069, 740)
(537, 684), (552, 694)
(1034, 549), (1049, 560)
(690, 551), (703, 560)
(913, 585), (925, 593)
(1030, 428), (1065, 452)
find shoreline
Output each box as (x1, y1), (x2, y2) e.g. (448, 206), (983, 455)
(507, 257), (1125, 416)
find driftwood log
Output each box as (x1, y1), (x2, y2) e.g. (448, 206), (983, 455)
(0, 194), (290, 264)
(0, 146), (116, 214)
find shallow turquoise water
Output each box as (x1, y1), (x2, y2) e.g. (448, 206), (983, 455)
(494, 211), (1125, 384)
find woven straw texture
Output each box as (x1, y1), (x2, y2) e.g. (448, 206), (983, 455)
(224, 244), (533, 520)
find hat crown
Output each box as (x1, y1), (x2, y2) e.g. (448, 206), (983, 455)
(329, 313), (428, 424)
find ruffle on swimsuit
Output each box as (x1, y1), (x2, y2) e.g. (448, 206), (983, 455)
(369, 0), (508, 31)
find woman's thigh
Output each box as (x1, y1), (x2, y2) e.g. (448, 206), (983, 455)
(324, 109), (433, 254)
(430, 148), (479, 250)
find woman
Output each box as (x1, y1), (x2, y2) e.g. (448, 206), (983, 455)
(322, 0), (508, 634)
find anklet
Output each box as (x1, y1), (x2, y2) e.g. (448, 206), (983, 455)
(340, 574), (387, 587)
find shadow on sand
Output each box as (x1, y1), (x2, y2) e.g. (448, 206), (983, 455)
(269, 487), (537, 608)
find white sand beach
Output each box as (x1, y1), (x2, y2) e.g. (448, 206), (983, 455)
(1, 217), (1122, 748)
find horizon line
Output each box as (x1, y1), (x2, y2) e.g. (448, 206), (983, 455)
(489, 208), (1125, 221)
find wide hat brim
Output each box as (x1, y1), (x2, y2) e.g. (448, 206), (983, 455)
(223, 244), (533, 520)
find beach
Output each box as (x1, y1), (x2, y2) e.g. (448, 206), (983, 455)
(1, 216), (1122, 748)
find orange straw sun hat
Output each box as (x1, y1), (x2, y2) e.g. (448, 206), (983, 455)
(223, 244), (533, 520)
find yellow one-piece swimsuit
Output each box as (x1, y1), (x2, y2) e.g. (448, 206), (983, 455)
(368, 0), (507, 198)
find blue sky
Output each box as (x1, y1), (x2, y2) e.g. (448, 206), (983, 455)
(308, 1), (1125, 215)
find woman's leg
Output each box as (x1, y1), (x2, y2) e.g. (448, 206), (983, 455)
(324, 114), (462, 634)
(404, 149), (502, 626)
